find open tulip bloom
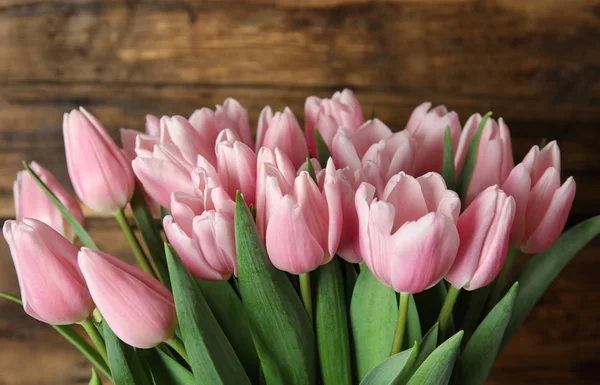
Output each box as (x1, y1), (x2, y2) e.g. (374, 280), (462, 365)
(2, 90), (594, 385)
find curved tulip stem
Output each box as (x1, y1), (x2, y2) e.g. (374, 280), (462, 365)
(390, 292), (410, 356)
(487, 247), (520, 311)
(438, 285), (461, 343)
(82, 319), (108, 363)
(115, 209), (156, 278)
(299, 272), (313, 322)
(166, 337), (189, 364)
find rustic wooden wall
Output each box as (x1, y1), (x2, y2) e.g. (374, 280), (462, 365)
(1, 0), (599, 384)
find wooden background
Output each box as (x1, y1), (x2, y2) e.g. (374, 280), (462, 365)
(1, 0), (599, 384)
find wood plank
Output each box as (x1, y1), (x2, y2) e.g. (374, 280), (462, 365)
(0, 0), (599, 107)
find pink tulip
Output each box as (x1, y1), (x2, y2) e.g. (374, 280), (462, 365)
(502, 142), (576, 253)
(64, 108), (135, 214)
(256, 148), (297, 237)
(145, 114), (161, 136)
(263, 171), (342, 274)
(160, 116), (216, 166)
(320, 160), (362, 263)
(404, 102), (461, 177)
(216, 135), (257, 206)
(305, 89), (365, 157)
(355, 172), (461, 293)
(78, 248), (176, 348)
(14, 162), (84, 241)
(331, 119), (393, 170)
(189, 98), (253, 148)
(361, 131), (417, 190)
(132, 143), (196, 209)
(256, 106), (309, 169)
(3, 219), (93, 325)
(163, 186), (237, 280)
(455, 115), (514, 204)
(446, 186), (516, 290)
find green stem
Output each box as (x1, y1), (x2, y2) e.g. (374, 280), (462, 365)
(438, 285), (461, 342)
(390, 292), (410, 355)
(299, 272), (313, 322)
(115, 209), (156, 278)
(82, 319), (108, 363)
(166, 337), (190, 363)
(487, 246), (520, 311)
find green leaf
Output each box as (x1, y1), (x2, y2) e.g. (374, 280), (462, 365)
(234, 192), (316, 385)
(130, 184), (170, 289)
(359, 346), (416, 385)
(315, 258), (352, 385)
(406, 331), (463, 385)
(350, 265), (398, 381)
(22, 161), (97, 249)
(441, 125), (456, 190)
(0, 292), (111, 379)
(404, 295), (422, 350)
(315, 126), (332, 167)
(88, 368), (102, 385)
(459, 283), (518, 385)
(165, 244), (251, 385)
(502, 215), (600, 347)
(103, 323), (152, 385)
(394, 323), (440, 385)
(306, 157), (318, 181)
(140, 347), (195, 385)
(456, 112), (492, 199)
(413, 281), (447, 333)
(195, 278), (259, 382)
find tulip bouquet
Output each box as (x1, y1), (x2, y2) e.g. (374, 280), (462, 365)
(2, 90), (599, 385)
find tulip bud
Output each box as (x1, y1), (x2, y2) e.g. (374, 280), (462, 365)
(503, 142), (575, 253)
(264, 171), (342, 274)
(14, 162), (84, 241)
(256, 106), (309, 169)
(361, 131), (417, 189)
(305, 89), (365, 157)
(78, 248), (177, 348)
(404, 102), (461, 177)
(63, 108), (135, 213)
(160, 116), (217, 166)
(355, 172), (461, 293)
(446, 186), (516, 290)
(189, 107), (220, 147)
(455, 115), (514, 204)
(215, 98), (254, 148)
(256, 148), (297, 237)
(163, 187), (237, 280)
(331, 119), (393, 170)
(132, 143), (196, 209)
(216, 138), (257, 205)
(3, 219), (93, 324)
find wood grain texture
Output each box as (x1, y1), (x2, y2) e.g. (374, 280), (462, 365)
(0, 0), (599, 384)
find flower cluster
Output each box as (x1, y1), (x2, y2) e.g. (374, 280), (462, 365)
(3, 89), (579, 384)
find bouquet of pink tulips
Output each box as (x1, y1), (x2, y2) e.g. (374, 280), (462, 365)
(3, 89), (598, 385)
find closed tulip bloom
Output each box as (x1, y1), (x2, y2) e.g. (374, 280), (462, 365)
(256, 106), (309, 169)
(160, 116), (217, 166)
(264, 171), (342, 274)
(256, 147), (297, 237)
(321, 160), (362, 263)
(503, 142), (576, 253)
(305, 89), (365, 157)
(215, 98), (254, 148)
(189, 107), (220, 148)
(331, 119), (393, 170)
(64, 108), (135, 213)
(361, 131), (417, 189)
(404, 102), (461, 177)
(455, 115), (514, 204)
(78, 248), (176, 348)
(446, 186), (516, 290)
(355, 172), (461, 293)
(3, 219), (93, 325)
(163, 186), (237, 280)
(132, 143), (196, 209)
(14, 162), (84, 241)
(216, 136), (257, 205)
